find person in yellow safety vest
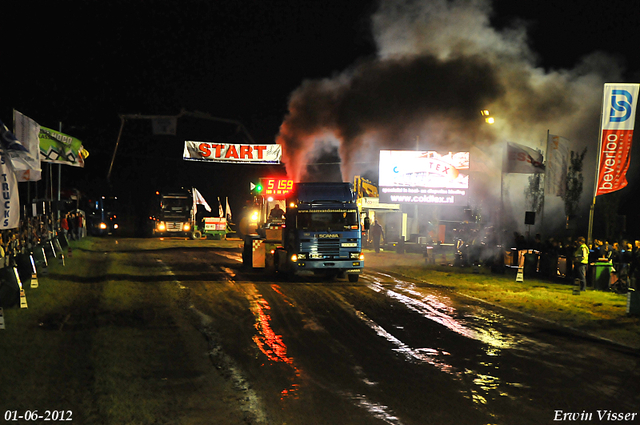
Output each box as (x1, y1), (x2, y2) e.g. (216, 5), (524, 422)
(573, 236), (589, 291)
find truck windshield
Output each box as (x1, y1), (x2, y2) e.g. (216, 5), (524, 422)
(162, 198), (190, 213)
(297, 209), (359, 232)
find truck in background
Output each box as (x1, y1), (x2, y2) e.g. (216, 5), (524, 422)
(86, 195), (120, 236)
(244, 180), (367, 282)
(147, 189), (197, 238)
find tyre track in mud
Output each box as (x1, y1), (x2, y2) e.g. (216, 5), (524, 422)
(155, 247), (640, 425)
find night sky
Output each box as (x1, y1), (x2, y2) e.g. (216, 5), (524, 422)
(5, 0), (640, 230)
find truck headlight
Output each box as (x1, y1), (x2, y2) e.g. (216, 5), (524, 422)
(99, 222), (107, 230)
(183, 223), (191, 231)
(291, 254), (298, 262)
(158, 222), (166, 232)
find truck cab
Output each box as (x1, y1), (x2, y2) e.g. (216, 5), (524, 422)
(148, 190), (195, 237)
(275, 182), (365, 282)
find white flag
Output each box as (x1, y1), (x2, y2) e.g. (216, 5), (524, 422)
(504, 142), (545, 174)
(192, 187), (211, 212)
(225, 197), (231, 221)
(0, 149), (21, 229)
(13, 110), (42, 182)
(547, 134), (569, 196)
(217, 197), (224, 218)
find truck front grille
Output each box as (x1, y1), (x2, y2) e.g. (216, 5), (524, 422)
(317, 239), (340, 256)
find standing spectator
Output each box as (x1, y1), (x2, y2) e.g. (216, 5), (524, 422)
(630, 240), (640, 289)
(61, 213), (69, 240)
(618, 242), (633, 289)
(573, 236), (589, 291)
(68, 212), (76, 240)
(76, 212), (84, 239)
(370, 219), (384, 254)
(601, 240), (613, 261)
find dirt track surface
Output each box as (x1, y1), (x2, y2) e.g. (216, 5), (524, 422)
(2, 238), (639, 425)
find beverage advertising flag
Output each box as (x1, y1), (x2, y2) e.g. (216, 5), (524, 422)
(0, 150), (20, 229)
(13, 110), (42, 181)
(596, 83), (639, 196)
(546, 134), (569, 196)
(503, 142), (545, 174)
(39, 127), (85, 167)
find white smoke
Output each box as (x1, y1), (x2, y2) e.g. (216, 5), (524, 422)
(276, 0), (625, 232)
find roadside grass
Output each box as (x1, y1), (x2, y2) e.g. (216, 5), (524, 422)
(0, 238), (222, 424)
(366, 251), (640, 349)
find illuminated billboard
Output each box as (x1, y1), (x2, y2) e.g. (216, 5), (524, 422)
(379, 150), (470, 205)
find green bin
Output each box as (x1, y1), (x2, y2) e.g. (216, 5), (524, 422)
(592, 261), (612, 290)
(627, 290), (640, 315)
(523, 252), (538, 277)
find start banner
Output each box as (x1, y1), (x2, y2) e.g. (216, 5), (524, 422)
(596, 83), (640, 196)
(183, 141), (281, 164)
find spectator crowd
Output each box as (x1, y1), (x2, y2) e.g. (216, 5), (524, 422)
(0, 211), (86, 270)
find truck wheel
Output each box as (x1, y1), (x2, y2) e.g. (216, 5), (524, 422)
(190, 231), (202, 240)
(348, 274), (359, 283)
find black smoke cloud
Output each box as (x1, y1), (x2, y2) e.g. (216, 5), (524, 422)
(276, 0), (623, 232)
(277, 53), (504, 180)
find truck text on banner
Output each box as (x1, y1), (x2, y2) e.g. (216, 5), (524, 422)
(183, 141), (281, 164)
(596, 83), (640, 196)
(0, 150), (20, 229)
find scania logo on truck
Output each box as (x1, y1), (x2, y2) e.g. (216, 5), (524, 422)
(317, 234), (340, 238)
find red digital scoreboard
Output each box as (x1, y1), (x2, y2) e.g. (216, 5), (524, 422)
(261, 178), (294, 196)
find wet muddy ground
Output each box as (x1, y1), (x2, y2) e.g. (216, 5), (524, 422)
(152, 242), (640, 424)
(4, 238), (638, 425)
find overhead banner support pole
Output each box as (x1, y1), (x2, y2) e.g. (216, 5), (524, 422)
(107, 115), (126, 183)
(107, 110), (256, 182)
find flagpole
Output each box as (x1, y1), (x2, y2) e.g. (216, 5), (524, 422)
(500, 143), (505, 240)
(588, 112), (604, 244)
(57, 122), (63, 231)
(540, 130), (550, 236)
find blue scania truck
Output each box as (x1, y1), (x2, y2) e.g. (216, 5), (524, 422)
(245, 181), (367, 282)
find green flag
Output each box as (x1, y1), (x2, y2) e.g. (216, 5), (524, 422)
(39, 127), (85, 167)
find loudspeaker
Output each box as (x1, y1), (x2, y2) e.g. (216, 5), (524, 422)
(524, 211), (536, 225)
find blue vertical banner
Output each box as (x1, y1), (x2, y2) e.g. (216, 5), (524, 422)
(0, 149), (20, 229)
(596, 83), (640, 196)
